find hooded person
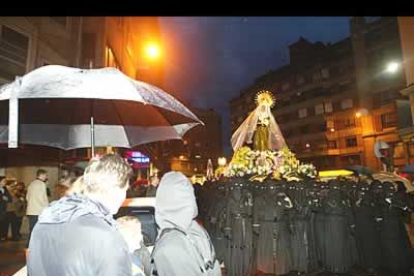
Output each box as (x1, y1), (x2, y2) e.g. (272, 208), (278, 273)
(151, 171), (222, 276)
(27, 154), (133, 276)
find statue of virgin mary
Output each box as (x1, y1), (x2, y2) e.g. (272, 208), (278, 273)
(231, 90), (286, 152)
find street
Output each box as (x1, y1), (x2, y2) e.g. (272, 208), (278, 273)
(0, 238), (26, 276)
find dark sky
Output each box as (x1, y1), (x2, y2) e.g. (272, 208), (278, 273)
(159, 17), (351, 154)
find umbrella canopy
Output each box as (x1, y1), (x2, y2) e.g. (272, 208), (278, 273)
(346, 165), (373, 176)
(0, 65), (202, 150)
(372, 172), (414, 193)
(401, 164), (414, 174)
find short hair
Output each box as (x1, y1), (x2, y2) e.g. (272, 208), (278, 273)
(36, 169), (47, 177)
(83, 154), (132, 194)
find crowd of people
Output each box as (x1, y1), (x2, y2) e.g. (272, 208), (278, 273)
(2, 153), (414, 276)
(196, 178), (414, 276)
(19, 154), (220, 276)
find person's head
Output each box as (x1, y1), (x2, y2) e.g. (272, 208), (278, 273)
(149, 174), (159, 187)
(155, 171), (197, 230)
(116, 216), (143, 253)
(82, 154), (132, 214)
(36, 169), (48, 182)
(396, 181), (407, 193)
(15, 182), (25, 191)
(0, 176), (6, 188)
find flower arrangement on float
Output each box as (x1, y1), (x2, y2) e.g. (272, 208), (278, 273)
(224, 146), (317, 181)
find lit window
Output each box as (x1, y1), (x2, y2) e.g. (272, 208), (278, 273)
(315, 103), (324, 115)
(298, 108), (308, 119)
(321, 68), (330, 79)
(341, 99), (354, 110)
(324, 102), (333, 113)
(312, 71), (321, 81)
(328, 140), (337, 149)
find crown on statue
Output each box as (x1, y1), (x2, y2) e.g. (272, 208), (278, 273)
(255, 90), (275, 108)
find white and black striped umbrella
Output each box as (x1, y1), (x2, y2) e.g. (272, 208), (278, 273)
(0, 65), (202, 153)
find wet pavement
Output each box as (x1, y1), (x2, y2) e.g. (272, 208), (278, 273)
(0, 237), (26, 276)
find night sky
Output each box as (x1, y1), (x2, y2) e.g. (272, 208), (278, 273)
(159, 17), (351, 154)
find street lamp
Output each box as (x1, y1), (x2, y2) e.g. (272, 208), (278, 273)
(144, 43), (161, 60)
(385, 61), (400, 74)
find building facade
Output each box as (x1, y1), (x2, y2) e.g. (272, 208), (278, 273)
(230, 17), (408, 171)
(0, 17), (84, 185)
(0, 17), (164, 185)
(397, 17), (414, 165)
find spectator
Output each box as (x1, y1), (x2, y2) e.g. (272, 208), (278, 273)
(151, 171), (221, 276)
(0, 176), (12, 241)
(116, 216), (146, 276)
(13, 182), (26, 240)
(26, 169), (49, 246)
(146, 174), (159, 197)
(5, 182), (20, 241)
(27, 154), (133, 276)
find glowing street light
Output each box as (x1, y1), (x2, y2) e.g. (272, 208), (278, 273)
(145, 43), (160, 60)
(385, 61), (400, 74)
(355, 111), (362, 118)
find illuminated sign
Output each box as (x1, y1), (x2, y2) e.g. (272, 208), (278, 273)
(125, 151), (150, 167)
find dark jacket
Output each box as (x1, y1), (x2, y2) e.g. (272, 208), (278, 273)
(27, 194), (132, 276)
(0, 187), (12, 220)
(146, 185), (157, 197)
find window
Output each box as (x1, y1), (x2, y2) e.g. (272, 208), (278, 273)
(393, 142), (405, 159)
(50, 17), (67, 28)
(346, 136), (358, 147)
(282, 82), (290, 91)
(0, 25), (29, 80)
(333, 101), (341, 112)
(341, 99), (353, 110)
(298, 108), (308, 119)
(328, 140), (337, 149)
(381, 112), (397, 129)
(312, 71), (321, 82)
(321, 68), (330, 79)
(324, 102), (333, 113)
(315, 103), (324, 115)
(297, 75), (304, 85)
